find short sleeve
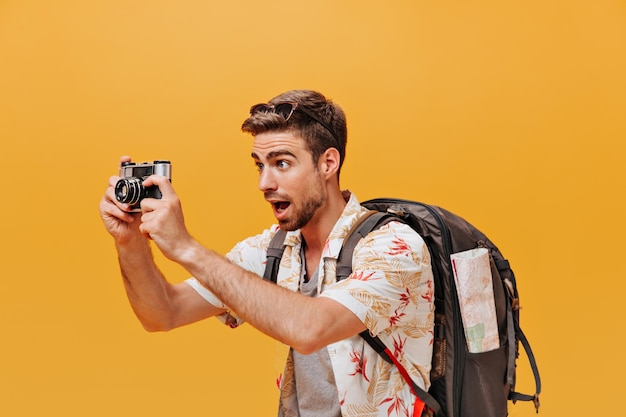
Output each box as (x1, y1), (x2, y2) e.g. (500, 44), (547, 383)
(320, 221), (434, 337)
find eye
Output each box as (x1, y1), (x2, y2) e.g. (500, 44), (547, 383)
(255, 162), (264, 172)
(276, 160), (290, 169)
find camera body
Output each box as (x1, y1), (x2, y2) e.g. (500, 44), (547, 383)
(115, 160), (172, 212)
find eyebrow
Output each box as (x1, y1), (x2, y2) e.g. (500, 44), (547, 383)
(251, 150), (298, 161)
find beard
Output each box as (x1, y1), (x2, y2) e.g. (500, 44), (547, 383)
(278, 180), (326, 232)
(280, 193), (324, 231)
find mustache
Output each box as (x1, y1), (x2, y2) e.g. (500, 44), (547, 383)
(264, 192), (290, 201)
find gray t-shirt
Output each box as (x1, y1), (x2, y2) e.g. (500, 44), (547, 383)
(279, 255), (342, 417)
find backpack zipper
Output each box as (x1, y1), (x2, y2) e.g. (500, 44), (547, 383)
(419, 203), (464, 417)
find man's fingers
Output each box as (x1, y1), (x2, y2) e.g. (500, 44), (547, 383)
(142, 175), (174, 198)
(100, 195), (136, 223)
(108, 175), (121, 188)
(119, 155), (132, 167)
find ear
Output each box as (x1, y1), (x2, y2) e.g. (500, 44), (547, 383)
(318, 147), (341, 180)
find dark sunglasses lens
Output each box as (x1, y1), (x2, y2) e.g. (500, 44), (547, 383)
(274, 103), (295, 120)
(250, 104), (270, 115)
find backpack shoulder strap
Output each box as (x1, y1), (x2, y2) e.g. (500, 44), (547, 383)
(336, 210), (399, 280)
(263, 229), (287, 283)
(263, 210), (398, 283)
(360, 330), (442, 415)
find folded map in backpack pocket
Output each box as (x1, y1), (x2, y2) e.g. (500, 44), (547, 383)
(451, 248), (500, 353)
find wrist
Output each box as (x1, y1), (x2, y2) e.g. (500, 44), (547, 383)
(115, 233), (150, 253)
(176, 238), (206, 267)
(175, 239), (226, 287)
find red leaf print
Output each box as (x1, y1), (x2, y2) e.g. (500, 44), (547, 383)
(421, 280), (434, 303)
(389, 311), (406, 327)
(392, 335), (407, 358)
(380, 395), (409, 416)
(351, 270), (377, 281)
(386, 236), (412, 257)
(348, 350), (370, 382)
(389, 288), (410, 327)
(399, 289), (411, 306)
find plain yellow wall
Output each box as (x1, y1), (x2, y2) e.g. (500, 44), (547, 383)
(1, 1), (625, 415)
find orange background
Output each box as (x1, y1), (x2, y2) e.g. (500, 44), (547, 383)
(1, 1), (624, 416)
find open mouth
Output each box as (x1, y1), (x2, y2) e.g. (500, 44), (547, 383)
(273, 201), (291, 213)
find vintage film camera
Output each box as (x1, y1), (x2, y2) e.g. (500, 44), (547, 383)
(115, 160), (171, 212)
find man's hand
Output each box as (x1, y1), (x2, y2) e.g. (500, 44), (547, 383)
(99, 156), (144, 245)
(137, 174), (196, 263)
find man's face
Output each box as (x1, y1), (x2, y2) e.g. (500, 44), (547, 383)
(251, 131), (326, 231)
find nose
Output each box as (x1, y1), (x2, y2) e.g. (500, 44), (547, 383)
(258, 167), (277, 192)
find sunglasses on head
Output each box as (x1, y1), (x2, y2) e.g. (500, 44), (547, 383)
(249, 101), (339, 145)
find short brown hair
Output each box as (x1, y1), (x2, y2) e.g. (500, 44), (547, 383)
(241, 90), (348, 179)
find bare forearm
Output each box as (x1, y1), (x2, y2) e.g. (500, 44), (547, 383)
(116, 237), (180, 331)
(101, 164), (220, 332)
(177, 242), (362, 352)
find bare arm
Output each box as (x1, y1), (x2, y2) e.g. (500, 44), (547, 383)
(138, 175), (366, 353)
(115, 236), (222, 331)
(99, 157), (223, 331)
(178, 241), (366, 353)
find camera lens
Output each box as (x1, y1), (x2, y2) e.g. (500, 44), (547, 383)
(115, 178), (145, 206)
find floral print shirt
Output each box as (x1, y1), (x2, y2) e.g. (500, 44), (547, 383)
(186, 193), (435, 417)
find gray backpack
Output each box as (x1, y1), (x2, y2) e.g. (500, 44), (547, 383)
(264, 198), (541, 417)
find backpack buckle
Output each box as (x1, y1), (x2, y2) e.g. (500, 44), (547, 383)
(503, 278), (521, 311)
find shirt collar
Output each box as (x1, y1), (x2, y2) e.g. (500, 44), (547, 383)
(280, 191), (367, 260)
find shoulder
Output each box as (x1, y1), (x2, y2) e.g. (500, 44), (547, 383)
(361, 219), (425, 249)
(353, 219), (430, 270)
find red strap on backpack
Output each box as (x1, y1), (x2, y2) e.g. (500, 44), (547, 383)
(384, 347), (427, 416)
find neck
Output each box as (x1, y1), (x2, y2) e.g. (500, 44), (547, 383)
(300, 187), (347, 254)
